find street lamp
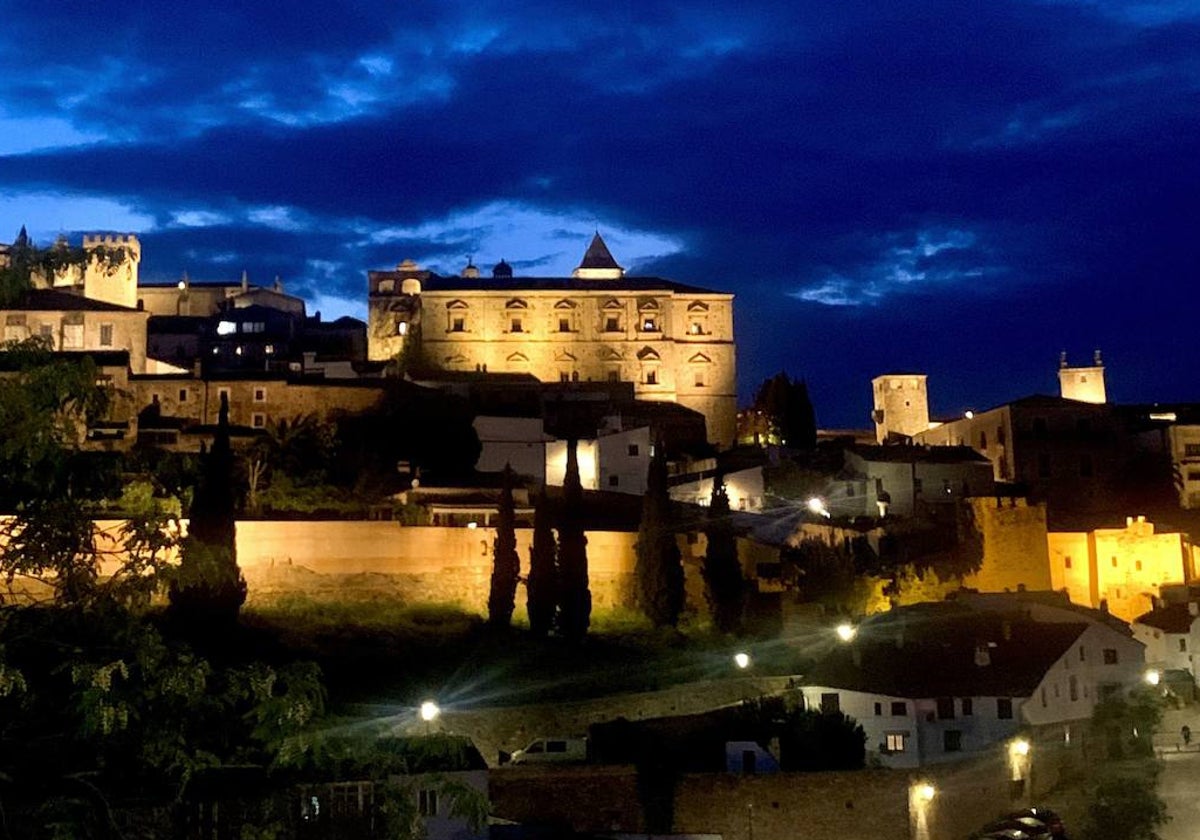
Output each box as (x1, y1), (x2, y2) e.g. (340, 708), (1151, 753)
(1010, 738), (1030, 757)
(836, 623), (857, 643)
(1144, 669), (1161, 687)
(733, 652), (752, 670)
(915, 783), (936, 803)
(806, 497), (831, 518)
(420, 700), (440, 722)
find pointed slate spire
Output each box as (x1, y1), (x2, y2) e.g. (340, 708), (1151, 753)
(572, 232), (624, 279)
(14, 225), (29, 250)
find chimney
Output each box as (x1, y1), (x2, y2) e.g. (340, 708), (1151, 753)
(974, 644), (991, 667)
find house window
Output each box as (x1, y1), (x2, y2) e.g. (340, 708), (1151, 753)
(378, 279), (395, 293)
(1069, 675), (1079, 701)
(605, 316), (621, 332)
(943, 730), (962, 752)
(243, 321), (265, 333)
(646, 370), (658, 385)
(1079, 646), (1086, 661)
(1065, 556), (1072, 569)
(1180, 638), (1188, 652)
(560, 372), (570, 383)
(1111, 556), (1118, 568)
(451, 316), (465, 332)
(962, 698), (973, 716)
(609, 475), (619, 487)
(571, 371), (580, 382)
(1103, 648), (1118, 664)
(62, 323), (84, 349)
(252, 413), (266, 429)
(99, 323), (114, 347)
(559, 317), (571, 333)
(641, 316), (658, 332)
(980, 432), (988, 449)
(254, 388), (266, 402)
(510, 318), (523, 333)
(178, 389), (189, 403)
(874, 702), (883, 716)
(1185, 443), (1200, 457)
(820, 692), (840, 714)
(936, 697), (955, 719)
(694, 371), (705, 387)
(418, 789), (438, 817)
(1041, 687), (1047, 707)
(890, 701), (907, 716)
(885, 733), (907, 752)
(997, 698), (1014, 719)
(1136, 560), (1142, 571)
(607, 370), (620, 382)
(397, 321), (408, 336)
(628, 444), (639, 457)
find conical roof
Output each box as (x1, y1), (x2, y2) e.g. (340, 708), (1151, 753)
(577, 232), (623, 271)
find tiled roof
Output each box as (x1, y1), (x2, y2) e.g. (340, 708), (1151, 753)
(806, 603), (1086, 698)
(1133, 603), (1197, 634)
(6, 288), (141, 312)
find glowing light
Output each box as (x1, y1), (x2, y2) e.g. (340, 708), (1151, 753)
(467, 521), (478, 529)
(915, 783), (936, 802)
(419, 700), (440, 722)
(836, 623), (857, 642)
(177, 280), (186, 290)
(964, 410), (974, 419)
(216, 321), (237, 336)
(733, 652), (751, 669)
(1010, 738), (1030, 757)
(1144, 669), (1161, 686)
(806, 497), (830, 518)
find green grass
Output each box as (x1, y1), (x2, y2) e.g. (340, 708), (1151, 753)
(241, 596), (799, 712)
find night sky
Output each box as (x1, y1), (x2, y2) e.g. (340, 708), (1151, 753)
(2, 1), (1198, 427)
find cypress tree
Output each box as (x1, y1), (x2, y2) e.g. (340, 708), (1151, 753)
(168, 392), (247, 633)
(556, 438), (591, 640)
(526, 486), (557, 637)
(634, 441), (684, 627)
(702, 474), (744, 633)
(487, 464), (520, 627)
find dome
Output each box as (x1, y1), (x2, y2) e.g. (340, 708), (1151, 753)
(492, 259), (513, 278)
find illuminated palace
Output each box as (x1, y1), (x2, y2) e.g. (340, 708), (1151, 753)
(367, 234), (738, 448)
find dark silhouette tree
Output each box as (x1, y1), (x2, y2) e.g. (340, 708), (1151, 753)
(525, 486), (557, 637)
(702, 474), (744, 633)
(168, 392), (247, 633)
(487, 464), (520, 627)
(635, 441), (684, 627)
(753, 372), (817, 449)
(556, 439), (591, 640)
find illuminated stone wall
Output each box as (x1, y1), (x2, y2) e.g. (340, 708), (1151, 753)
(871, 373), (930, 443)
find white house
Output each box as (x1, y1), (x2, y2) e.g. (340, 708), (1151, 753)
(800, 600), (1145, 768)
(1132, 602), (1200, 679)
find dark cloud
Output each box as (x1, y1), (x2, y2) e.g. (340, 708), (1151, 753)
(2, 0), (1199, 424)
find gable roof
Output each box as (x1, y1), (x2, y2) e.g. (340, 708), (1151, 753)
(6, 288), (142, 313)
(1134, 603), (1197, 634)
(806, 603), (1087, 698)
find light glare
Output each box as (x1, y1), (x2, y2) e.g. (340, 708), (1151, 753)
(836, 623), (856, 642)
(419, 700), (440, 721)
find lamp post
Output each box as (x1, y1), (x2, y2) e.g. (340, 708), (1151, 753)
(909, 781), (936, 840)
(419, 699), (440, 735)
(835, 623), (857, 643)
(1009, 738), (1032, 801)
(734, 652), (752, 670)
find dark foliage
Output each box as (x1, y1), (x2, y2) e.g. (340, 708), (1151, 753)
(634, 442), (684, 627)
(701, 475), (744, 633)
(556, 439), (591, 641)
(525, 488), (557, 637)
(487, 465), (520, 627)
(754, 372), (817, 449)
(168, 393), (247, 634)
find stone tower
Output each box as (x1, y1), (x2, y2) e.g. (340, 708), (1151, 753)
(1058, 350), (1106, 404)
(871, 373), (930, 443)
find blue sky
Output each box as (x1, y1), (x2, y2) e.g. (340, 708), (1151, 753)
(1, 0), (1198, 426)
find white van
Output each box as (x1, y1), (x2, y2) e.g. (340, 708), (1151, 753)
(508, 737), (588, 765)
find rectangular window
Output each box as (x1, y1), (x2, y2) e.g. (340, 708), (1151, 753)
(628, 444), (639, 457)
(1185, 443), (1200, 457)
(646, 370), (658, 385)
(217, 387), (230, 408)
(943, 730), (962, 752)
(451, 316), (465, 332)
(608, 475), (619, 487)
(874, 702), (882, 716)
(885, 733), (906, 752)
(962, 698), (973, 716)
(936, 697), (955, 719)
(1069, 675), (1079, 701)
(418, 789), (438, 817)
(694, 371), (705, 387)
(1080, 646), (1086, 661)
(178, 389), (188, 403)
(559, 317), (571, 332)
(252, 413), (266, 429)
(890, 701), (907, 716)
(560, 372), (570, 383)
(820, 692), (840, 714)
(253, 388), (266, 402)
(1103, 648), (1118, 664)
(510, 318), (523, 333)
(605, 316), (620, 332)
(1180, 638), (1188, 652)
(62, 323), (84, 349)
(1065, 556), (1072, 569)
(997, 698), (1014, 719)
(641, 317), (657, 332)
(99, 323), (114, 346)
(607, 370), (620, 382)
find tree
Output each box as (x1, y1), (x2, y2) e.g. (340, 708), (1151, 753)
(635, 441), (685, 627)
(168, 393), (247, 634)
(487, 465), (520, 627)
(702, 475), (743, 633)
(556, 439), (591, 640)
(525, 487), (557, 637)
(753, 372), (817, 449)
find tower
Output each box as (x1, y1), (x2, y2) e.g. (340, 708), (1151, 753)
(1058, 350), (1106, 404)
(81, 234), (141, 309)
(871, 373), (930, 443)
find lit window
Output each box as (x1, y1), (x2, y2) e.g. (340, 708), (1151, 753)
(216, 321), (237, 336)
(99, 324), (114, 347)
(642, 317), (657, 331)
(242, 321), (265, 333)
(62, 323), (84, 349)
(885, 733), (906, 752)
(689, 321), (703, 335)
(397, 321), (409, 336)
(265, 344), (274, 354)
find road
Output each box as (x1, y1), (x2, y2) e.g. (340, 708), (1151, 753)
(1158, 708), (1200, 840)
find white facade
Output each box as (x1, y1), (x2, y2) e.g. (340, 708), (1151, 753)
(473, 416), (554, 482)
(1168, 425), (1200, 509)
(397, 769), (488, 840)
(1022, 623), (1146, 727)
(669, 465), (765, 512)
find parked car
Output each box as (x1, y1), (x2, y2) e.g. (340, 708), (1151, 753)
(507, 737), (588, 765)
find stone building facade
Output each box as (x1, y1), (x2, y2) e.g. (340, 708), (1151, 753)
(366, 235), (737, 447)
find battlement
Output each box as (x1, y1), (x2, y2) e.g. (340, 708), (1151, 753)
(83, 234), (141, 260)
